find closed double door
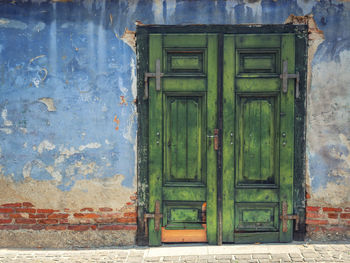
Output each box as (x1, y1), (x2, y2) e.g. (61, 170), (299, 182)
(145, 31), (297, 246)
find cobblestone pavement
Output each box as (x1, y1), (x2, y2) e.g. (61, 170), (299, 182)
(0, 243), (349, 263)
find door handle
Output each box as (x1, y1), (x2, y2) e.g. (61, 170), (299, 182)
(207, 129), (219, 151)
(144, 59), (164, 100)
(280, 60), (300, 98)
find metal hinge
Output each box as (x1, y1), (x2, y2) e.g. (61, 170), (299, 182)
(143, 59), (164, 100)
(144, 200), (163, 236)
(280, 201), (299, 232)
(280, 60), (300, 98)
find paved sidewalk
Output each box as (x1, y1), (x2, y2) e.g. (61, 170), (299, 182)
(0, 243), (349, 263)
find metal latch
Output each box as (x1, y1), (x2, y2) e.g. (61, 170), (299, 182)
(144, 200), (163, 236)
(280, 60), (300, 98)
(144, 59), (164, 100)
(280, 201), (299, 232)
(207, 128), (219, 151)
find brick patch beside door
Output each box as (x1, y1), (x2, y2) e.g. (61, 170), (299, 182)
(0, 194), (137, 231)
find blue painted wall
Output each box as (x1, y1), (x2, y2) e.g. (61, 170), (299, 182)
(0, 0), (349, 210)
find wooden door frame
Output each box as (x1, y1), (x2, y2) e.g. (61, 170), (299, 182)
(136, 25), (308, 246)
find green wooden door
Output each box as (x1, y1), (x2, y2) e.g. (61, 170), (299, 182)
(147, 32), (297, 245)
(148, 34), (218, 246)
(222, 34), (296, 243)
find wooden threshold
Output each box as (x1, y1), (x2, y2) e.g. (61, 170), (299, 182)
(161, 225), (207, 243)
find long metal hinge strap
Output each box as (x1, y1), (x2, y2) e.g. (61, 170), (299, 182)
(280, 60), (300, 98)
(143, 59), (164, 100)
(143, 200), (163, 236)
(280, 201), (299, 232)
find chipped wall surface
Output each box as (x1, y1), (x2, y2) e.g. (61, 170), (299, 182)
(0, 0), (349, 244)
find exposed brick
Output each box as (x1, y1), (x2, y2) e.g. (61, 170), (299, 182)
(124, 212), (137, 218)
(130, 195), (137, 201)
(100, 213), (122, 218)
(340, 213), (350, 219)
(306, 212), (323, 219)
(59, 219), (69, 224)
(22, 202), (34, 207)
(98, 225), (137, 230)
(91, 225), (97, 230)
(0, 208), (14, 213)
(323, 207), (342, 212)
(305, 193), (311, 199)
(306, 206), (320, 212)
(99, 207), (113, 212)
(73, 213), (99, 219)
(16, 208), (36, 213)
(328, 213), (339, 219)
(46, 225), (67, 230)
(47, 213), (69, 219)
(344, 207), (350, 212)
(80, 208), (94, 212)
(94, 218), (116, 224)
(15, 218), (36, 224)
(64, 208), (70, 212)
(306, 219), (328, 225)
(117, 217), (137, 224)
(21, 225), (45, 230)
(0, 225), (20, 230)
(327, 226), (347, 232)
(38, 219), (58, 224)
(0, 219), (12, 224)
(9, 213), (23, 218)
(29, 214), (46, 219)
(1, 203), (22, 208)
(37, 209), (55, 214)
(125, 202), (134, 206)
(67, 225), (91, 231)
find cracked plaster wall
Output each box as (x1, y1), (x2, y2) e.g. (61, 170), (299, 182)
(0, 0), (349, 212)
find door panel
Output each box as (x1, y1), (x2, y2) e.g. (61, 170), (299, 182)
(148, 34), (218, 246)
(223, 34), (295, 243)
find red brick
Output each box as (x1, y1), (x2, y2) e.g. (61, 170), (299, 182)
(46, 225), (67, 230)
(100, 213), (122, 218)
(37, 209), (55, 214)
(323, 207), (342, 212)
(0, 219), (12, 224)
(328, 213), (339, 219)
(47, 213), (69, 219)
(125, 202), (134, 206)
(340, 213), (350, 219)
(306, 206), (320, 212)
(16, 208), (36, 213)
(67, 225), (91, 231)
(21, 225), (45, 230)
(98, 225), (137, 231)
(73, 213), (99, 219)
(22, 202), (34, 207)
(91, 225), (97, 230)
(64, 208), (70, 212)
(306, 219), (328, 225)
(59, 219), (69, 224)
(80, 208), (94, 212)
(29, 214), (46, 219)
(94, 218), (116, 224)
(130, 195), (137, 201)
(0, 225), (20, 230)
(9, 213), (23, 218)
(99, 207), (113, 212)
(344, 207), (350, 212)
(38, 219), (58, 224)
(305, 193), (311, 199)
(327, 226), (347, 232)
(116, 217), (137, 224)
(15, 218), (36, 224)
(0, 208), (14, 213)
(1, 203), (22, 208)
(123, 212), (137, 218)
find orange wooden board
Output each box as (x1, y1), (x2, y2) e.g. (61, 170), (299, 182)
(161, 225), (207, 243)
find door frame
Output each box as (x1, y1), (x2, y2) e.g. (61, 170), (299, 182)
(136, 25), (308, 245)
